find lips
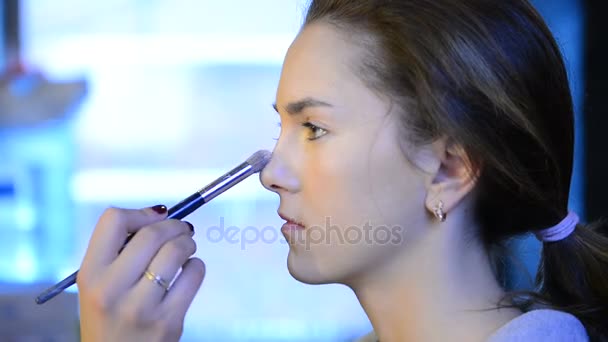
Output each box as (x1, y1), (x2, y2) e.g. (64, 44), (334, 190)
(278, 212), (306, 228)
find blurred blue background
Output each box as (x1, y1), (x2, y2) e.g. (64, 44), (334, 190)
(0, 0), (590, 341)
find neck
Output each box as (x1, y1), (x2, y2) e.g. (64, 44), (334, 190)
(347, 215), (521, 342)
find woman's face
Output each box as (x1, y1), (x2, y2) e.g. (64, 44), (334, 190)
(261, 22), (433, 285)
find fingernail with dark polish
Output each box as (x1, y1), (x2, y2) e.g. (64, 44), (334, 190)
(151, 205), (167, 214)
(185, 221), (195, 233)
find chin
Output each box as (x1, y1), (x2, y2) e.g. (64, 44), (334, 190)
(285, 249), (352, 285)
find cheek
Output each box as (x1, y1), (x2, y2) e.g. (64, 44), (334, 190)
(367, 130), (428, 229)
(301, 145), (358, 222)
(368, 158), (426, 232)
(300, 134), (401, 227)
(301, 127), (425, 231)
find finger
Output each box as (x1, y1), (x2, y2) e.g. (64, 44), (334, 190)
(81, 205), (168, 271)
(129, 233), (197, 306)
(105, 220), (194, 292)
(160, 257), (206, 318)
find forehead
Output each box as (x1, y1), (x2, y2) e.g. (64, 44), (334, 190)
(277, 22), (366, 99)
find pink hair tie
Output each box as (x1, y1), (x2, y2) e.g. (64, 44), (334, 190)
(534, 211), (579, 242)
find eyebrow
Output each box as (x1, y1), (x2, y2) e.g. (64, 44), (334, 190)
(272, 97), (333, 116)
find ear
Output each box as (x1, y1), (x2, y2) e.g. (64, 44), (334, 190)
(423, 137), (479, 218)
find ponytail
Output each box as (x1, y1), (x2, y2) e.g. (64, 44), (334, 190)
(537, 218), (608, 340)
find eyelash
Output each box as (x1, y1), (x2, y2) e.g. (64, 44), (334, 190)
(273, 121), (328, 141)
(302, 122), (328, 140)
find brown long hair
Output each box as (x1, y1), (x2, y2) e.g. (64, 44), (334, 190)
(303, 0), (608, 340)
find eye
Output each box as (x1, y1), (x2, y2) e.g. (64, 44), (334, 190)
(302, 122), (328, 141)
(273, 121), (282, 141)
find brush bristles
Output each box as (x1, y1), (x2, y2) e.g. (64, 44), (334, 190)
(246, 150), (272, 173)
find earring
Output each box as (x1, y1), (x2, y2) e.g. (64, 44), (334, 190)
(433, 200), (447, 222)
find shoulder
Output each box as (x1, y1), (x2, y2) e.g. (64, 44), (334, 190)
(487, 309), (588, 342)
(356, 309), (587, 342)
(354, 331), (378, 342)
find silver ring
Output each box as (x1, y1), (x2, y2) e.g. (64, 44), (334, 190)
(143, 269), (170, 291)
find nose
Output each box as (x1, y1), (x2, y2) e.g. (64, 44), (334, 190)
(260, 145), (300, 194)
